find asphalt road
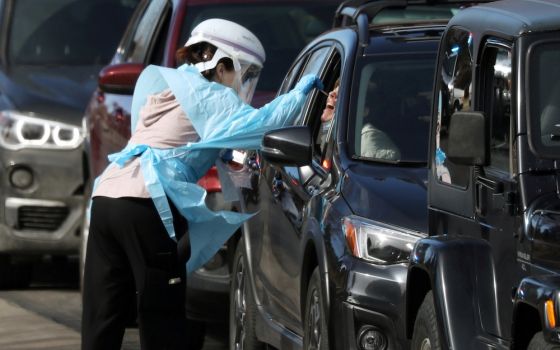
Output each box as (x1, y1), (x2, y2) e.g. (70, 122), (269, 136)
(0, 257), (227, 350)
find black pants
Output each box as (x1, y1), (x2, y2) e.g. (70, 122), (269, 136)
(82, 196), (190, 350)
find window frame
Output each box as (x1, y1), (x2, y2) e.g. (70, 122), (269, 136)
(434, 26), (474, 189)
(479, 39), (514, 177)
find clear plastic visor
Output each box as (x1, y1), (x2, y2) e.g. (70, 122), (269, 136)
(192, 47), (262, 103)
(234, 63), (261, 104)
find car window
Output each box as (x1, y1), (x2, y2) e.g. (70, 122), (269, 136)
(435, 28), (473, 187)
(8, 0), (139, 65)
(310, 51), (341, 163)
(123, 0), (169, 63)
(529, 41), (560, 156)
(350, 53), (435, 163)
(179, 3), (338, 92)
(481, 45), (512, 174)
(278, 56), (307, 95)
(373, 4), (460, 25)
(290, 46), (331, 126)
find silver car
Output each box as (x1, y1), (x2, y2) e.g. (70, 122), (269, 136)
(0, 0), (138, 288)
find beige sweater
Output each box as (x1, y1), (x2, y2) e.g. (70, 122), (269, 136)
(93, 89), (199, 198)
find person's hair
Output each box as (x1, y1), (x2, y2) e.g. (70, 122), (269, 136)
(176, 42), (234, 80)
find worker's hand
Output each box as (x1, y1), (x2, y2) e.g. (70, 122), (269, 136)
(294, 74), (324, 95)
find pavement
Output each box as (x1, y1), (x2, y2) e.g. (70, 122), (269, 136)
(0, 297), (144, 350)
(0, 298), (81, 350)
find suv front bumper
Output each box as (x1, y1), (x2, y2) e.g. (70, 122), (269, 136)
(0, 146), (85, 256)
(0, 196), (82, 254)
(333, 260), (410, 350)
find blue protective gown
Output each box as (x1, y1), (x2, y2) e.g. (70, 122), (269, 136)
(104, 64), (321, 273)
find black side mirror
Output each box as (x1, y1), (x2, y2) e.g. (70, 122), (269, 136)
(261, 126), (312, 166)
(98, 63), (144, 95)
(447, 111), (488, 166)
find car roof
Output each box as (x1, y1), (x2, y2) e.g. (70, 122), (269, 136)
(450, 0), (560, 37)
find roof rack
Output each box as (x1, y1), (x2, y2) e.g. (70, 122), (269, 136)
(333, 0), (408, 48)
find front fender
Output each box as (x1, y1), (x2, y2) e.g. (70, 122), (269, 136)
(515, 275), (560, 345)
(408, 235), (502, 350)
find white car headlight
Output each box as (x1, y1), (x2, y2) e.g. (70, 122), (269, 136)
(342, 215), (424, 264)
(0, 110), (83, 150)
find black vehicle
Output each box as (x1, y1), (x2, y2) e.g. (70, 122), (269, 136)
(229, 1), (473, 349)
(408, 0), (560, 349)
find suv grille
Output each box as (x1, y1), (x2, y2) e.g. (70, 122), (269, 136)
(17, 206), (69, 231)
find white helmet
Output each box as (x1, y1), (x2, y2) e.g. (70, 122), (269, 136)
(185, 18), (266, 103)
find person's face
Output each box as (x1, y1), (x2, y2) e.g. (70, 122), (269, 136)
(321, 86), (339, 122)
(214, 62), (237, 89)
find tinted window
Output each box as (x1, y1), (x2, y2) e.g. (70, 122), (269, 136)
(373, 4), (461, 25)
(123, 0), (169, 63)
(529, 41), (560, 154)
(350, 54), (435, 163)
(291, 47), (330, 126)
(483, 46), (512, 173)
(435, 29), (473, 186)
(9, 0), (139, 65)
(180, 3), (338, 91)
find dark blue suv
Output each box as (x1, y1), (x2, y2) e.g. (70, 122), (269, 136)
(227, 1), (485, 349)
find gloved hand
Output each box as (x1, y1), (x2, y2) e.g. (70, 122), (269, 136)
(294, 74), (324, 94)
(435, 147), (446, 166)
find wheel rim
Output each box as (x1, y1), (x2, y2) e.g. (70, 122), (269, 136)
(306, 288), (322, 350)
(420, 338), (431, 350)
(233, 257), (247, 350)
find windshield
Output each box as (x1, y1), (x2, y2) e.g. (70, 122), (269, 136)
(8, 0), (138, 66)
(350, 54), (436, 163)
(181, 3), (338, 91)
(530, 41), (560, 156)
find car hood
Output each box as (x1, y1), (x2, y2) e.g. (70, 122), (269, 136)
(0, 65), (103, 126)
(341, 163), (428, 233)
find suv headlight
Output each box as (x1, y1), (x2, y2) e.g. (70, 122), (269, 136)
(343, 215), (424, 264)
(0, 110), (83, 150)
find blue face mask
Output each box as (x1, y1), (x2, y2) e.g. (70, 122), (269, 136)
(104, 64), (322, 273)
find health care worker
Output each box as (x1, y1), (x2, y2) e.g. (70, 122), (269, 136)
(81, 19), (321, 350)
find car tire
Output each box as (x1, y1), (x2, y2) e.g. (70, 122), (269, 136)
(186, 319), (206, 350)
(528, 331), (560, 349)
(303, 267), (329, 350)
(229, 238), (264, 350)
(0, 256), (32, 289)
(411, 291), (442, 350)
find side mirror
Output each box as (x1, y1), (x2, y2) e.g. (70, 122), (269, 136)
(261, 126), (312, 166)
(98, 63), (144, 95)
(447, 111), (488, 166)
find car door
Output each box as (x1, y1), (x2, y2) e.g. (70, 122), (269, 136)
(430, 31), (523, 340)
(250, 44), (333, 331)
(473, 39), (523, 339)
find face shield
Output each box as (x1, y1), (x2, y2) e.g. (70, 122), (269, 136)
(192, 46), (262, 104)
(233, 63), (261, 104)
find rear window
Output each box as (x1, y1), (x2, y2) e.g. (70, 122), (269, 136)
(181, 3), (338, 91)
(350, 54), (436, 163)
(8, 0), (139, 65)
